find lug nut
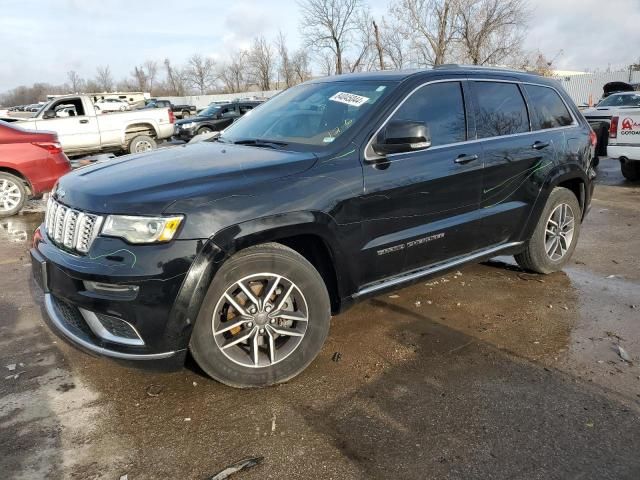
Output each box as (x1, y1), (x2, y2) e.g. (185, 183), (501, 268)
(265, 304), (273, 312)
(246, 322), (253, 328)
(259, 328), (265, 334)
(249, 306), (257, 314)
(270, 318), (275, 324)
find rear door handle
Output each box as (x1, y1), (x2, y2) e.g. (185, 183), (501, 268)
(532, 141), (550, 150)
(454, 154), (479, 164)
(79, 119), (89, 124)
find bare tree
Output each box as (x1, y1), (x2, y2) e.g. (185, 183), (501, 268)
(372, 21), (385, 70)
(346, 8), (374, 72)
(131, 65), (149, 92)
(67, 70), (84, 93)
(291, 50), (311, 83)
(276, 31), (295, 88)
(144, 60), (158, 93)
(380, 18), (410, 69)
(186, 54), (216, 94)
(390, 0), (459, 67)
(458, 0), (527, 65)
(95, 65), (114, 91)
(318, 51), (336, 76)
(298, 0), (363, 75)
(247, 36), (275, 91)
(218, 52), (249, 93)
(163, 58), (188, 96)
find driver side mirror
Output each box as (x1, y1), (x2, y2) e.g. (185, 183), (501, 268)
(43, 110), (57, 119)
(372, 120), (431, 156)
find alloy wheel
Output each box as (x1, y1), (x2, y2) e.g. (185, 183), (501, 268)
(545, 203), (575, 261)
(134, 140), (154, 152)
(0, 178), (22, 213)
(212, 273), (309, 368)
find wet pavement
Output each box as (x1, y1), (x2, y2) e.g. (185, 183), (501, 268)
(1, 158), (639, 479)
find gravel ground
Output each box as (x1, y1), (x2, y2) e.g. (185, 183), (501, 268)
(1, 158), (639, 480)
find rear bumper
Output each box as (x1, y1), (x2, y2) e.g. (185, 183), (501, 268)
(608, 145), (640, 161)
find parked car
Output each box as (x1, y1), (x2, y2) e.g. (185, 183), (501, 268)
(141, 99), (196, 119)
(608, 112), (640, 181)
(173, 101), (261, 141)
(16, 95), (175, 156)
(31, 67), (595, 387)
(94, 98), (130, 113)
(583, 91), (640, 161)
(0, 120), (71, 217)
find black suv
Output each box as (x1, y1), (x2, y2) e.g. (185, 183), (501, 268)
(31, 67), (595, 387)
(173, 101), (262, 141)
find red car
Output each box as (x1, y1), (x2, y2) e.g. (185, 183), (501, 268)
(0, 120), (71, 217)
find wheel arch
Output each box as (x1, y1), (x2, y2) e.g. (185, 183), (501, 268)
(519, 165), (590, 242)
(167, 212), (352, 353)
(0, 166), (33, 196)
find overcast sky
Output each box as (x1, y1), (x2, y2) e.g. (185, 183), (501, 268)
(1, 0), (639, 92)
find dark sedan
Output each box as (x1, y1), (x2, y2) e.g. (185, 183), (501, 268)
(173, 101), (262, 142)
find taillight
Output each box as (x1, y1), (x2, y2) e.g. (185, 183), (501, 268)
(32, 141), (63, 154)
(589, 129), (597, 147)
(609, 116), (618, 139)
(168, 109), (175, 124)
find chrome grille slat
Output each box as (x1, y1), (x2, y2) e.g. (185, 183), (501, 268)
(44, 198), (103, 254)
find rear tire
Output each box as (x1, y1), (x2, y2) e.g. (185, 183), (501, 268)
(515, 187), (581, 274)
(0, 173), (27, 218)
(181, 110), (191, 119)
(190, 243), (331, 388)
(127, 135), (157, 154)
(621, 159), (640, 181)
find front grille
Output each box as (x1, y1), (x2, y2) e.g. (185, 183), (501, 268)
(45, 198), (103, 254)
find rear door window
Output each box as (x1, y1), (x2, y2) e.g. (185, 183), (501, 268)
(523, 84), (573, 130)
(474, 82), (529, 139)
(389, 81), (467, 147)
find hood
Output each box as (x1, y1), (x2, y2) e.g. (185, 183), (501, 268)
(56, 142), (317, 214)
(175, 115), (214, 125)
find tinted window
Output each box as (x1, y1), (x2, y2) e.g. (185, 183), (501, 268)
(524, 84), (573, 129)
(239, 105), (253, 114)
(390, 82), (466, 147)
(474, 82), (529, 138)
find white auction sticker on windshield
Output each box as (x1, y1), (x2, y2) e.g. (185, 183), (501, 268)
(329, 92), (370, 107)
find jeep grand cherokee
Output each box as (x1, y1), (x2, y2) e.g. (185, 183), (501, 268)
(31, 67), (596, 387)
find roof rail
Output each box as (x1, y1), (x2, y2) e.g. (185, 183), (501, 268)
(434, 63), (523, 72)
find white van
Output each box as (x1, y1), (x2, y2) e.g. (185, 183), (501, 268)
(608, 112), (640, 181)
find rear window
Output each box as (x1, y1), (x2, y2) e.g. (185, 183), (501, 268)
(524, 84), (573, 130)
(474, 82), (529, 139)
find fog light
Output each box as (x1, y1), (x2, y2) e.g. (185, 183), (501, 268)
(83, 281), (139, 300)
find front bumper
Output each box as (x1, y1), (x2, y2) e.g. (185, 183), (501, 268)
(173, 126), (196, 141)
(31, 225), (207, 362)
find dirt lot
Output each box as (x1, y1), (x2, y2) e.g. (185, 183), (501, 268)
(1, 158), (639, 480)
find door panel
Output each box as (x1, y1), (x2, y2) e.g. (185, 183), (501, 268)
(359, 81), (483, 285)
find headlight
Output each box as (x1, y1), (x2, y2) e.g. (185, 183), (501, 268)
(101, 215), (183, 244)
(180, 122), (196, 129)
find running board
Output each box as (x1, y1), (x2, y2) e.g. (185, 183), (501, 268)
(354, 241), (523, 298)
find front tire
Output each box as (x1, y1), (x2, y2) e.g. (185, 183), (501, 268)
(197, 126), (213, 135)
(515, 187), (581, 274)
(0, 173), (27, 218)
(190, 243), (331, 388)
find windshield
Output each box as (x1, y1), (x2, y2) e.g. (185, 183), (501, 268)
(220, 80), (396, 148)
(599, 93), (640, 107)
(199, 104), (222, 117)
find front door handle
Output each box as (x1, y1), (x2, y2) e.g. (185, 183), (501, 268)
(79, 119), (89, 124)
(454, 154), (479, 164)
(532, 141), (550, 150)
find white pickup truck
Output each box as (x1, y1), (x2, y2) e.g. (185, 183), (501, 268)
(608, 111), (640, 181)
(17, 95), (175, 157)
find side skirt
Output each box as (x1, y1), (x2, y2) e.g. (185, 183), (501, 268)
(353, 241), (524, 299)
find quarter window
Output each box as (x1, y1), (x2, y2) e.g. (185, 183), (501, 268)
(389, 82), (466, 147)
(523, 84), (573, 129)
(474, 82), (529, 138)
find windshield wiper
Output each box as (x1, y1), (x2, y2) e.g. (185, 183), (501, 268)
(232, 138), (289, 149)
